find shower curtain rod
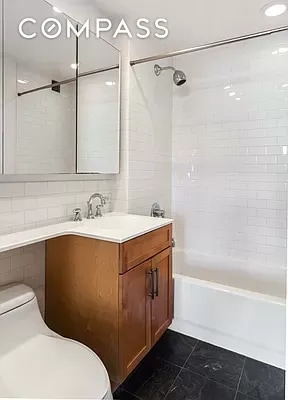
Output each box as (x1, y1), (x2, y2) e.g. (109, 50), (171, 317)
(17, 64), (119, 97)
(130, 25), (288, 66)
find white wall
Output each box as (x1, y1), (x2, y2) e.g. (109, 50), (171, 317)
(171, 31), (288, 292)
(111, 40), (174, 217)
(127, 60), (173, 216)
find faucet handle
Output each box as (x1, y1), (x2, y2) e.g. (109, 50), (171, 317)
(95, 204), (103, 218)
(72, 208), (82, 222)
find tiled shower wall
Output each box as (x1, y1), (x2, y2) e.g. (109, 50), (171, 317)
(172, 32), (288, 286)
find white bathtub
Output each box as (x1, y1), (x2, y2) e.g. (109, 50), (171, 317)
(170, 250), (286, 369)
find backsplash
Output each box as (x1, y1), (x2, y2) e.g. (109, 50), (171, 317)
(0, 178), (116, 310)
(0, 180), (114, 235)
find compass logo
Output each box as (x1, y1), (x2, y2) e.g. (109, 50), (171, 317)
(18, 18), (169, 40)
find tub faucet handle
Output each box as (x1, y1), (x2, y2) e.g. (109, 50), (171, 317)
(151, 202), (165, 218)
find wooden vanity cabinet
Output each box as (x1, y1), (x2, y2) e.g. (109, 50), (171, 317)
(45, 224), (173, 384)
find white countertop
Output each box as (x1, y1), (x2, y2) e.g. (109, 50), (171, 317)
(0, 213), (173, 253)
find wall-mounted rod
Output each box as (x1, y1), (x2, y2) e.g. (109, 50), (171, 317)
(130, 25), (288, 66)
(17, 64), (119, 97)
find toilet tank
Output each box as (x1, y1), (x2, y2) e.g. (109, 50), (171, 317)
(0, 284), (52, 358)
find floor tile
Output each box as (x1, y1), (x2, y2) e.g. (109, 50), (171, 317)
(123, 353), (181, 400)
(184, 341), (245, 389)
(165, 368), (236, 400)
(113, 387), (141, 400)
(151, 329), (198, 367)
(235, 393), (254, 400)
(238, 358), (285, 400)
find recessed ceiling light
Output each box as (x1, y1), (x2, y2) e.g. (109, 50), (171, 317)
(224, 85), (231, 90)
(263, 3), (287, 16)
(272, 47), (288, 55)
(282, 83), (288, 87)
(236, 97), (241, 101)
(17, 79), (28, 84)
(105, 81), (116, 86)
(53, 6), (62, 13)
(229, 92), (236, 97)
(71, 63), (79, 70)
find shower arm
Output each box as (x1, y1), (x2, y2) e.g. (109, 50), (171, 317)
(159, 66), (176, 72)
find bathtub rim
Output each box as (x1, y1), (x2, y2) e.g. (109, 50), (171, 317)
(173, 272), (286, 306)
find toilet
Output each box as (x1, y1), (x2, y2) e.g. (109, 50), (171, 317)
(0, 283), (113, 399)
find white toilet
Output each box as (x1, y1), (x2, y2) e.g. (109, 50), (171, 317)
(0, 283), (113, 399)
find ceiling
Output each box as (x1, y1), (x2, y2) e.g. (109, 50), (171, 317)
(7, 0), (287, 73)
(88, 0), (288, 58)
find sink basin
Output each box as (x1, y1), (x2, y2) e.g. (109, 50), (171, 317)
(71, 213), (173, 243)
(84, 215), (150, 230)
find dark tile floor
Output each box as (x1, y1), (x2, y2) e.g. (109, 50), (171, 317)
(113, 330), (285, 400)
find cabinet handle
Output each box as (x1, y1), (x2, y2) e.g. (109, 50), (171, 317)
(155, 268), (159, 297)
(148, 271), (155, 300)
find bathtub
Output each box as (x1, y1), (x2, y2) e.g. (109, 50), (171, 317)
(170, 250), (286, 369)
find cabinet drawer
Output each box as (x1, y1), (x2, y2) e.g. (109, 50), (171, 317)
(119, 224), (172, 273)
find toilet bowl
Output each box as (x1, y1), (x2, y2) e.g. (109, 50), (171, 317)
(0, 283), (113, 399)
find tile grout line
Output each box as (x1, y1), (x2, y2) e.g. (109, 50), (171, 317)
(124, 389), (143, 400)
(183, 340), (198, 369)
(233, 357), (247, 400)
(162, 368), (182, 400)
(162, 343), (197, 400)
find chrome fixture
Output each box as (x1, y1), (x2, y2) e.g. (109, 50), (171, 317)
(87, 193), (106, 219)
(18, 64), (119, 97)
(154, 64), (187, 86)
(72, 208), (82, 222)
(150, 202), (166, 218)
(130, 26), (288, 66)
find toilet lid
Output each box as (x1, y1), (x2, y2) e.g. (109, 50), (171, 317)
(0, 334), (110, 399)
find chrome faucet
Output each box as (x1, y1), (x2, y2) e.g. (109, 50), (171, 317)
(87, 193), (106, 219)
(150, 202), (165, 218)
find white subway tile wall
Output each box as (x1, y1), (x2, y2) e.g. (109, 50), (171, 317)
(171, 32), (288, 286)
(128, 60), (173, 216)
(0, 243), (46, 314)
(111, 42), (174, 216)
(0, 179), (115, 308)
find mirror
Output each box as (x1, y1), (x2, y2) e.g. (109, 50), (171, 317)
(77, 29), (120, 174)
(0, 0), (120, 176)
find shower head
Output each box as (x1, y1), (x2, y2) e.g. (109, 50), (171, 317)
(173, 69), (187, 86)
(154, 64), (187, 86)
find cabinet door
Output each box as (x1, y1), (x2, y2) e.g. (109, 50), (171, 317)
(119, 260), (152, 380)
(151, 247), (173, 345)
